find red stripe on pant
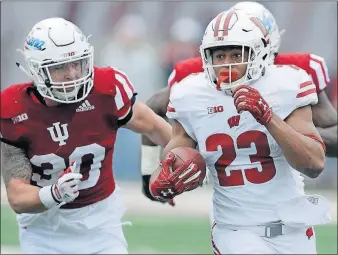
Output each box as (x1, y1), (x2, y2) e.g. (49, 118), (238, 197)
(211, 222), (222, 255)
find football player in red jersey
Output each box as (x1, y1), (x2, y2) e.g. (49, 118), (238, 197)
(141, 2), (337, 202)
(0, 18), (171, 254)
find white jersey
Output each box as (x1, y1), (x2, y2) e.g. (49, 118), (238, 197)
(167, 65), (318, 226)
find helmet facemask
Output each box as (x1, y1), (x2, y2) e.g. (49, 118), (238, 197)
(200, 10), (271, 95)
(201, 43), (268, 95)
(27, 49), (94, 103)
(17, 17), (95, 104)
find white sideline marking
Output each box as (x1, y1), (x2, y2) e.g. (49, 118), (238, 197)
(1, 246), (20, 254)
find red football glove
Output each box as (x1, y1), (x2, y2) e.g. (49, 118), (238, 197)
(149, 153), (201, 201)
(233, 85), (273, 125)
(142, 175), (176, 206)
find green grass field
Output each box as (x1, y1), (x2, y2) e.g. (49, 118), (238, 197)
(1, 205), (337, 254)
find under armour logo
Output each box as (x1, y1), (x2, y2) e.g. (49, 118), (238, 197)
(47, 122), (69, 146)
(307, 196), (319, 205)
(228, 115), (241, 128)
(160, 188), (174, 197)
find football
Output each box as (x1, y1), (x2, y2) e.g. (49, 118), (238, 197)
(169, 147), (207, 190)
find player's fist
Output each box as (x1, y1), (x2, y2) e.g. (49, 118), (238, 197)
(149, 153), (199, 201)
(52, 161), (83, 203)
(233, 85), (272, 125)
(39, 161), (83, 209)
(142, 175), (175, 206)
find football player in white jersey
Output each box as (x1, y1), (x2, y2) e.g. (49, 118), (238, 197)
(148, 10), (330, 254)
(141, 1), (336, 209)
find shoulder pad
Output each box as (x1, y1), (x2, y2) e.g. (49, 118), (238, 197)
(0, 83), (32, 119)
(169, 57), (203, 89)
(92, 66), (135, 114)
(274, 53), (330, 92)
(267, 66), (317, 113)
(92, 67), (118, 96)
(274, 53), (312, 73)
(92, 67), (135, 99)
(167, 73), (206, 116)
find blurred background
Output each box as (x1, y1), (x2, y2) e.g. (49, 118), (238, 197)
(1, 1), (337, 254)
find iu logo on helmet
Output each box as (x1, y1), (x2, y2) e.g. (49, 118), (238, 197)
(47, 122), (69, 146)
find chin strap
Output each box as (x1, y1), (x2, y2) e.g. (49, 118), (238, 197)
(279, 29), (286, 37)
(16, 62), (34, 81)
(29, 87), (47, 106)
(16, 49), (35, 80)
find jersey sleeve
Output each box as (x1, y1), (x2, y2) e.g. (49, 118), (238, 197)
(0, 119), (21, 146)
(294, 68), (318, 109)
(274, 53), (330, 93)
(0, 85), (27, 148)
(166, 86), (197, 141)
(111, 68), (137, 122)
(275, 66), (318, 120)
(308, 54), (330, 92)
(167, 69), (177, 90)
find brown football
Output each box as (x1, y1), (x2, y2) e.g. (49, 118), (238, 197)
(169, 147), (206, 190)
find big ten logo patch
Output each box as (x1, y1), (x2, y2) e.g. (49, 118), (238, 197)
(12, 113), (28, 124)
(62, 51), (75, 57)
(208, 106), (224, 114)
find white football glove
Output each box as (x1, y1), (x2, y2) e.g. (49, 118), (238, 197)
(39, 161), (83, 209)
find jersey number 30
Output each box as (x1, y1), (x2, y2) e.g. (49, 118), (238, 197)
(206, 131), (276, 186)
(30, 143), (105, 190)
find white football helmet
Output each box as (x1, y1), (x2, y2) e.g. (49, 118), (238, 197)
(18, 17), (94, 104)
(200, 9), (271, 94)
(232, 1), (284, 63)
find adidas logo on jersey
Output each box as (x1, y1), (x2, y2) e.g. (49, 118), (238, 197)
(76, 100), (95, 112)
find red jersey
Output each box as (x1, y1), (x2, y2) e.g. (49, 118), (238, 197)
(0, 67), (135, 209)
(168, 54), (330, 93)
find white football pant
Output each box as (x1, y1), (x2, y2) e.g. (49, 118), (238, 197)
(18, 187), (128, 254)
(211, 222), (316, 254)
